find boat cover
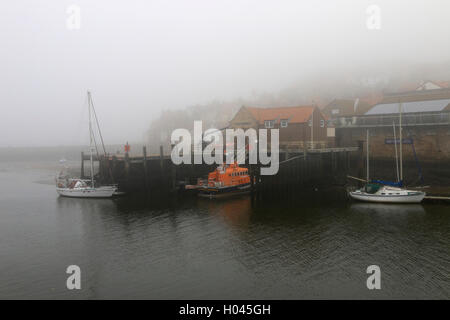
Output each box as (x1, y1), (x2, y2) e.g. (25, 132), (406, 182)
(371, 179), (404, 187)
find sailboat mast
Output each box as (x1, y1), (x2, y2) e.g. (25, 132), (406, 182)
(393, 121), (400, 182)
(366, 129), (369, 182)
(399, 101), (403, 182)
(90, 94), (107, 156)
(310, 108), (314, 149)
(88, 91), (94, 187)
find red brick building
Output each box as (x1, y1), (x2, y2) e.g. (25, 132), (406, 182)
(229, 105), (334, 149)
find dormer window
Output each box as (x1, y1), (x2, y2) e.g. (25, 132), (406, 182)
(264, 120), (275, 128)
(280, 119), (288, 128)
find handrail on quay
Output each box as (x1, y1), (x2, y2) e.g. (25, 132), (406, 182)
(331, 111), (450, 128)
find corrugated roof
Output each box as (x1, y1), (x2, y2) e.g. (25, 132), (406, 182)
(245, 106), (315, 124)
(365, 99), (450, 115)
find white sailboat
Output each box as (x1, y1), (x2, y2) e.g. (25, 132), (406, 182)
(349, 184), (425, 203)
(348, 102), (425, 204)
(56, 91), (117, 198)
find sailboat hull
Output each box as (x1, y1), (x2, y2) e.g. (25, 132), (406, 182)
(57, 186), (116, 198)
(349, 191), (425, 204)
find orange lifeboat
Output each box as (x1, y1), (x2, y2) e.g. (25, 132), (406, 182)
(189, 162), (251, 198)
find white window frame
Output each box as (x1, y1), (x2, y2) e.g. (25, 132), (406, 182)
(280, 119), (288, 128)
(264, 120), (275, 128)
(320, 119), (325, 127)
(327, 127), (335, 137)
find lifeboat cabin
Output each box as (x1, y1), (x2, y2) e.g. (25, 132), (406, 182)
(198, 162), (251, 198)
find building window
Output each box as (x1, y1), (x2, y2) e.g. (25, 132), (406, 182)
(327, 127), (335, 137)
(308, 120), (312, 127)
(264, 120), (275, 128)
(320, 120), (325, 127)
(280, 119), (288, 128)
(331, 109), (340, 115)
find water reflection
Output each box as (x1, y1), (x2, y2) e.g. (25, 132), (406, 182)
(48, 191), (450, 299)
(3, 163), (449, 299)
(197, 196), (252, 228)
(350, 203), (426, 216)
(56, 196), (117, 212)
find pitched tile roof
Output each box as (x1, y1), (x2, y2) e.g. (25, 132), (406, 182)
(359, 92), (384, 106)
(245, 106), (316, 124)
(416, 80), (450, 90)
(431, 81), (449, 88)
(322, 98), (374, 117)
(399, 80), (450, 92)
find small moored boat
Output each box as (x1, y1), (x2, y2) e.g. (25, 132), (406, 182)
(348, 107), (425, 204)
(57, 179), (116, 198)
(187, 162), (251, 199)
(56, 91), (117, 198)
(348, 183), (425, 204)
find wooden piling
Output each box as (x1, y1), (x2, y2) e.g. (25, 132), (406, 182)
(171, 164), (176, 192)
(159, 145), (164, 170)
(250, 164), (255, 198)
(330, 152), (334, 180)
(255, 165), (261, 200)
(112, 155), (117, 179)
(124, 151), (130, 181)
(357, 140), (365, 183)
(159, 145), (167, 193)
(346, 151), (350, 172)
(170, 144), (177, 192)
(143, 146), (149, 190)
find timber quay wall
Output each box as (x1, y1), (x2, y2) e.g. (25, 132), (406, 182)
(87, 146), (361, 199)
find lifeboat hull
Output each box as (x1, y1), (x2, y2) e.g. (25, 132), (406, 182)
(198, 183), (251, 199)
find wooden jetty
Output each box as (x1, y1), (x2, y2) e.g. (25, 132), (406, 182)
(80, 145), (450, 202)
(84, 146), (361, 198)
(414, 186), (450, 203)
(254, 147), (358, 200)
(424, 196), (450, 201)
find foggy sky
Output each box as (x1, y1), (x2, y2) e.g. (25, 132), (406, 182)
(1, 0), (450, 147)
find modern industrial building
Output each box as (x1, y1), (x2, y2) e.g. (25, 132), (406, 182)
(334, 88), (450, 163)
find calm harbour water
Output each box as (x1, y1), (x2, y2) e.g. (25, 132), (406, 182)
(0, 160), (449, 299)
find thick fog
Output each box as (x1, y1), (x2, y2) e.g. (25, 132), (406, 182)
(1, 0), (450, 147)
